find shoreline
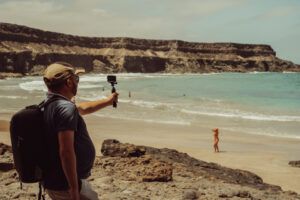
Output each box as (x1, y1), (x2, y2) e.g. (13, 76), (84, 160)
(1, 114), (300, 193)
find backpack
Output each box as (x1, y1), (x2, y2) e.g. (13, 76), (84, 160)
(10, 98), (61, 183)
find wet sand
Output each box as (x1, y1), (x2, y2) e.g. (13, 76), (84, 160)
(1, 114), (300, 193)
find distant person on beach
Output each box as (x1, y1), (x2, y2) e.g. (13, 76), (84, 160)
(212, 128), (220, 152)
(129, 91), (131, 98)
(43, 62), (118, 200)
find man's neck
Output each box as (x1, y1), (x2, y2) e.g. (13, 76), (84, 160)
(48, 90), (72, 100)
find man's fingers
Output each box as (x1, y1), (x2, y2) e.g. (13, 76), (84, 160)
(114, 93), (119, 103)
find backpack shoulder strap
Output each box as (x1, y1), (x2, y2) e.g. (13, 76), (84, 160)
(38, 97), (65, 109)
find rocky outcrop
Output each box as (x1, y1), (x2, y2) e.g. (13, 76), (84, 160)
(0, 72), (23, 79)
(0, 22), (299, 75)
(289, 160), (300, 168)
(101, 139), (146, 157)
(0, 140), (299, 200)
(0, 143), (14, 172)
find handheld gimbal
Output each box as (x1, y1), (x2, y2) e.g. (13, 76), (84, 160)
(107, 75), (117, 108)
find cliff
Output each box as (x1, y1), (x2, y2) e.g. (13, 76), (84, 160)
(0, 22), (299, 75)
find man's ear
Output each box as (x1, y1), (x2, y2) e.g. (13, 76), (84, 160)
(66, 79), (72, 87)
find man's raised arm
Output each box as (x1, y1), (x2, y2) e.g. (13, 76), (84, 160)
(76, 93), (118, 115)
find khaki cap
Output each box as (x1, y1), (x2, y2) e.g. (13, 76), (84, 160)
(43, 62), (84, 85)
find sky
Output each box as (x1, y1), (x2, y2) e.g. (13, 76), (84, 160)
(0, 0), (299, 64)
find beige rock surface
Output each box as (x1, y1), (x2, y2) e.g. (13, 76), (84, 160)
(0, 140), (299, 200)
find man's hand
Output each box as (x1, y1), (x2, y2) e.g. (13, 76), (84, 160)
(107, 92), (119, 106)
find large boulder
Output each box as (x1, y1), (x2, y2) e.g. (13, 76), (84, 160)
(95, 156), (173, 182)
(98, 140), (172, 182)
(101, 139), (146, 157)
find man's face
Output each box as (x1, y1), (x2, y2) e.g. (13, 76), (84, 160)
(69, 74), (79, 96)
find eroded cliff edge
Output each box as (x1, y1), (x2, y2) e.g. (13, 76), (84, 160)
(0, 22), (299, 75)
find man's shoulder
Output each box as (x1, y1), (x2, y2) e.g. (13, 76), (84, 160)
(46, 99), (77, 115)
(55, 100), (76, 111)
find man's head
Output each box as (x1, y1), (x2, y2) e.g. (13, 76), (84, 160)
(44, 62), (81, 97)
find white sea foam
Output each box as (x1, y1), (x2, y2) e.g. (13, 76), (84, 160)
(0, 95), (28, 99)
(80, 76), (107, 82)
(130, 100), (170, 109)
(223, 127), (300, 140)
(283, 71), (298, 73)
(247, 71), (271, 74)
(79, 73), (192, 82)
(181, 109), (300, 122)
(19, 81), (47, 91)
(92, 113), (191, 126)
(78, 85), (103, 89)
(78, 95), (108, 101)
(0, 85), (20, 90)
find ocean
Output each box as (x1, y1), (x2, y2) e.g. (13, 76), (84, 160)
(0, 72), (299, 139)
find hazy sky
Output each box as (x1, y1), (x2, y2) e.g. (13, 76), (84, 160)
(0, 0), (299, 64)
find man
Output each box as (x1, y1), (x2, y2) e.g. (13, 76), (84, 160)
(42, 62), (118, 200)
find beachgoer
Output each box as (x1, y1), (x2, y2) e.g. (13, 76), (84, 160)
(129, 91), (131, 98)
(42, 62), (118, 200)
(212, 128), (219, 153)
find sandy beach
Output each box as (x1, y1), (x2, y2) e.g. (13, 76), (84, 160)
(1, 113), (300, 194)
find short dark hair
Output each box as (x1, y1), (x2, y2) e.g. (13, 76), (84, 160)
(44, 77), (67, 91)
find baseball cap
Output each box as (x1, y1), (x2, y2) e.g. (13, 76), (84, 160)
(43, 62), (84, 86)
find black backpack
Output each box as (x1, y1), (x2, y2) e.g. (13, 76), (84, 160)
(10, 98), (61, 183)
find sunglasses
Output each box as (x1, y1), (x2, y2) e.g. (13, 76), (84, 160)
(74, 74), (80, 83)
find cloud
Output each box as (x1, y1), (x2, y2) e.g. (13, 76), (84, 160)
(171, 0), (244, 17)
(0, 0), (246, 39)
(256, 7), (296, 20)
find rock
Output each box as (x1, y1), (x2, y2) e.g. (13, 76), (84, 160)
(0, 72), (23, 79)
(289, 160), (300, 168)
(1, 139), (300, 200)
(219, 193), (228, 198)
(0, 23), (299, 75)
(28, 65), (45, 76)
(97, 176), (114, 184)
(101, 139), (146, 157)
(182, 189), (199, 200)
(236, 190), (252, 198)
(139, 160), (173, 182)
(140, 145), (269, 190)
(95, 155), (173, 183)
(0, 163), (14, 172)
(0, 143), (12, 155)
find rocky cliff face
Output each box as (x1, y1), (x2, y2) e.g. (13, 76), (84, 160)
(0, 22), (299, 75)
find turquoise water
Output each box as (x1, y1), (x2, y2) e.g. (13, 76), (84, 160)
(0, 72), (299, 139)
(124, 72), (300, 115)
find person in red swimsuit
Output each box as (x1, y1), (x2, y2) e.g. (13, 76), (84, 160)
(212, 128), (220, 153)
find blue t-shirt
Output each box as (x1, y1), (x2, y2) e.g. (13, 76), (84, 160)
(43, 93), (96, 190)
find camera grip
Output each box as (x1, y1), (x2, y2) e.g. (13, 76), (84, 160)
(112, 87), (117, 108)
